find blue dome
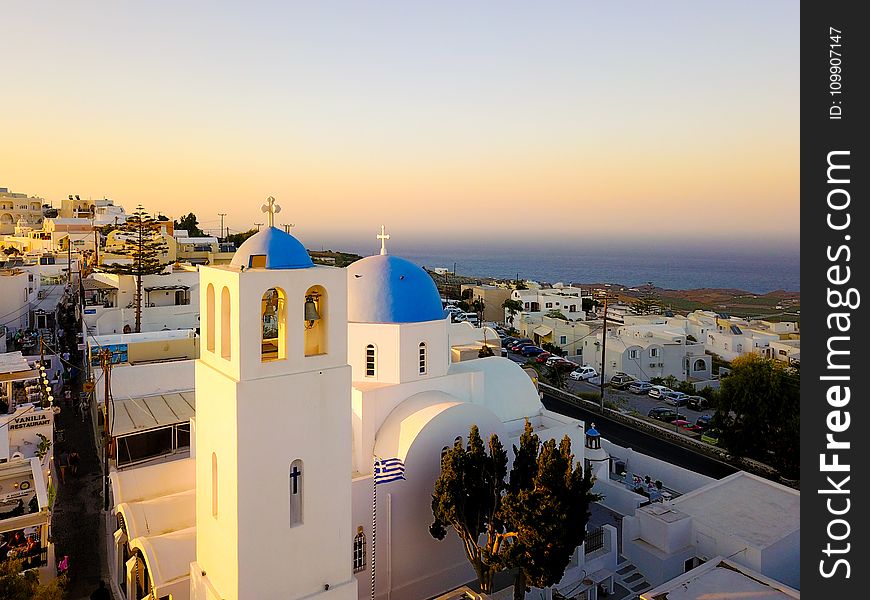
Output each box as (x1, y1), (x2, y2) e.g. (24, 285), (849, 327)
(347, 255), (445, 323)
(230, 226), (314, 270)
(586, 426), (600, 437)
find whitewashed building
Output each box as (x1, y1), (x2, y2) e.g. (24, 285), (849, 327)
(105, 224), (616, 600)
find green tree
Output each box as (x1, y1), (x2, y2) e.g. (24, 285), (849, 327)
(0, 559), (66, 600)
(502, 298), (523, 328)
(100, 205), (169, 333)
(499, 422), (598, 600)
(581, 297), (599, 314)
(173, 212), (203, 236)
(545, 309), (568, 321)
(712, 354), (800, 476)
(470, 298), (486, 324)
(631, 296), (660, 316)
(225, 227), (259, 247)
(430, 426), (512, 594)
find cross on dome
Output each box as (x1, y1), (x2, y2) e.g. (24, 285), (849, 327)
(377, 225), (390, 256)
(261, 196), (282, 228)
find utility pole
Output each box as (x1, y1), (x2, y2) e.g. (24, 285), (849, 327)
(255, 222), (264, 232)
(102, 348), (112, 511)
(218, 213), (227, 241)
(598, 292), (617, 412)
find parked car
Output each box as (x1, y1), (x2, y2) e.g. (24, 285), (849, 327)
(569, 366), (598, 381)
(500, 348), (508, 357)
(545, 356), (564, 367)
(686, 396), (709, 411)
(700, 429), (721, 445)
(501, 337), (518, 348)
(609, 373), (637, 389)
(648, 385), (673, 399)
(510, 340), (534, 352)
(648, 407), (680, 422)
(628, 381), (653, 395)
(534, 352), (553, 363)
(554, 358), (579, 369)
(520, 345), (546, 357)
(673, 419), (703, 432)
(695, 415), (713, 431)
(461, 312), (480, 325)
(662, 391), (688, 407)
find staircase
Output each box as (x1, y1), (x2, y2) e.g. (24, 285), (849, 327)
(615, 555), (652, 598)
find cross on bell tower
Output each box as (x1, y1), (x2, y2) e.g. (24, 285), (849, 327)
(377, 225), (390, 256)
(261, 196), (282, 228)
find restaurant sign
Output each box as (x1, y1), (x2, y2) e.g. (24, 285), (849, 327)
(9, 412), (51, 431)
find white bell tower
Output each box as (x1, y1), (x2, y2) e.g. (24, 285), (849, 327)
(190, 204), (357, 600)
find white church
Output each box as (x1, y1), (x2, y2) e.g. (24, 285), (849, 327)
(108, 212), (612, 600)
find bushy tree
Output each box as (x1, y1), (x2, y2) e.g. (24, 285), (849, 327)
(431, 423), (598, 598)
(0, 559), (65, 600)
(712, 354), (799, 476)
(502, 298), (523, 327)
(100, 205), (169, 332)
(173, 212), (203, 237)
(430, 426), (511, 594)
(225, 227), (259, 247)
(499, 423), (598, 600)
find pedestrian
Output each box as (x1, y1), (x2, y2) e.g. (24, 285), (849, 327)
(90, 580), (111, 600)
(58, 449), (69, 484)
(64, 388), (72, 408)
(57, 555), (69, 577)
(69, 448), (81, 477)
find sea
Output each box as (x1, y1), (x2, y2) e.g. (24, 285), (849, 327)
(393, 246), (800, 293)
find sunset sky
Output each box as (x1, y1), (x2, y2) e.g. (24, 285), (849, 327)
(1, 1), (799, 254)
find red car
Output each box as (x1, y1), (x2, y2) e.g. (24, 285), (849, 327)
(534, 352), (553, 363)
(673, 419), (703, 433)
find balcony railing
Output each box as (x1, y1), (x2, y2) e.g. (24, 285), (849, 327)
(584, 527), (604, 554)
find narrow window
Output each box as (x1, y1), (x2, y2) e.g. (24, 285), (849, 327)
(289, 459), (303, 526)
(211, 452), (218, 518)
(365, 345), (376, 377)
(220, 287), (232, 360)
(353, 527), (366, 573)
(206, 284), (215, 352)
(650, 347), (660, 358)
(419, 342), (427, 375)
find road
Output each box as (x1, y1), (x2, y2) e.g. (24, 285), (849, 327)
(541, 391), (737, 479)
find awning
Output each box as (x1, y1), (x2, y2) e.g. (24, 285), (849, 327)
(130, 526), (197, 590)
(533, 325), (553, 337)
(117, 489), (195, 540)
(111, 457), (195, 506)
(83, 278), (116, 291)
(144, 285), (189, 292)
(112, 391), (195, 438)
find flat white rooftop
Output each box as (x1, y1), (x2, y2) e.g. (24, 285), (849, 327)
(642, 558), (799, 599)
(669, 471), (800, 549)
(89, 329), (197, 348)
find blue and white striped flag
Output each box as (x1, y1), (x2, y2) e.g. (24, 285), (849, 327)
(373, 457), (406, 485)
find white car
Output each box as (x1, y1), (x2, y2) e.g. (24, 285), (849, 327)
(648, 385), (673, 399)
(569, 366), (598, 381)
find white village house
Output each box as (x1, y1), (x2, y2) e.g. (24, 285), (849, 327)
(106, 221), (618, 600)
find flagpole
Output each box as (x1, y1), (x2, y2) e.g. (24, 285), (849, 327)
(371, 460), (378, 600)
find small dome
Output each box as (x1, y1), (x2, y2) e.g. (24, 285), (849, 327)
(586, 424), (600, 437)
(347, 254), (445, 323)
(230, 226), (314, 270)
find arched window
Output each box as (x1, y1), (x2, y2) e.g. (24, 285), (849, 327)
(419, 342), (428, 375)
(365, 345), (376, 377)
(694, 358), (706, 372)
(304, 286), (328, 357)
(211, 452), (218, 518)
(206, 284), (215, 353)
(261, 287), (286, 362)
(353, 527), (366, 573)
(289, 459), (304, 526)
(220, 287), (232, 360)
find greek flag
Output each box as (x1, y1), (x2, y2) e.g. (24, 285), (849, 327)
(373, 458), (406, 485)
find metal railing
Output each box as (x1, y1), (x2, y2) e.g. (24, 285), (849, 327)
(584, 526), (604, 554)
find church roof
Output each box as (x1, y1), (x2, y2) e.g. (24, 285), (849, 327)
(347, 254), (445, 323)
(229, 226), (314, 270)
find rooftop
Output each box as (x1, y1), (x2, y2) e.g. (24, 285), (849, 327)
(641, 558), (800, 600)
(669, 472), (800, 549)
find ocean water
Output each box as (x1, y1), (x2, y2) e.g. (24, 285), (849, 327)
(396, 247), (800, 293)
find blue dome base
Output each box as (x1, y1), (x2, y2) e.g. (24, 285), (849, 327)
(347, 255), (445, 323)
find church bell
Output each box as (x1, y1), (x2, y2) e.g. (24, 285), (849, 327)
(304, 295), (321, 327)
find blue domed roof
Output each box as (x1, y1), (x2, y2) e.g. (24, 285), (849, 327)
(347, 254), (445, 323)
(230, 226), (314, 270)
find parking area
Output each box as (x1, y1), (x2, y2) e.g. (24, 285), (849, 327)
(503, 346), (716, 438)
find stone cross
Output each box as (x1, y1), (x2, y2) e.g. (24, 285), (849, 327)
(377, 225), (390, 256)
(261, 196), (282, 228)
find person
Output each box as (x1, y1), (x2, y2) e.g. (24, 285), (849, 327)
(57, 554), (69, 576)
(58, 449), (70, 484)
(64, 388), (72, 408)
(90, 580), (111, 600)
(69, 448), (81, 477)
(24, 535), (40, 568)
